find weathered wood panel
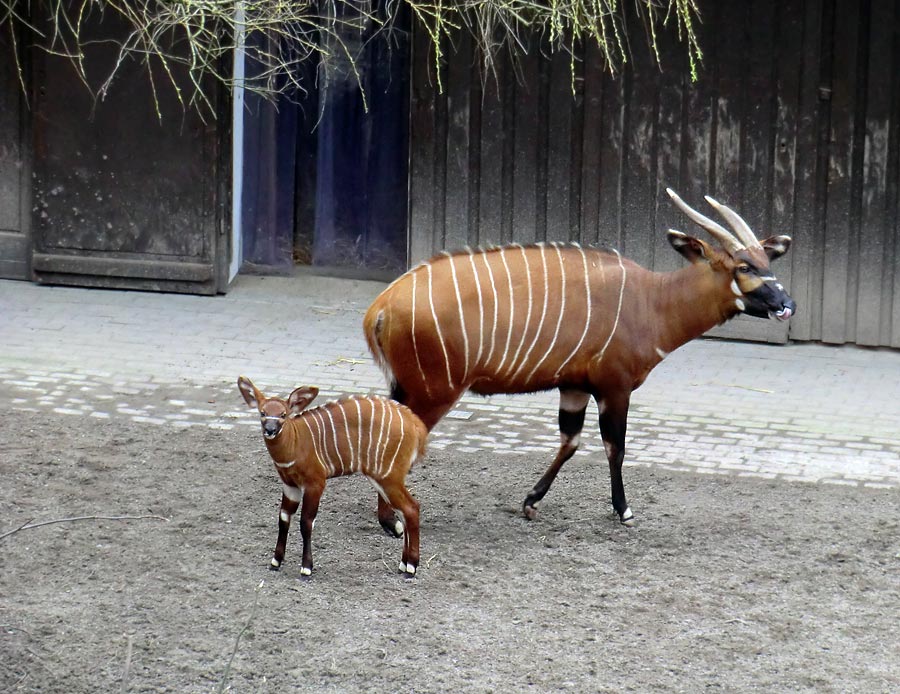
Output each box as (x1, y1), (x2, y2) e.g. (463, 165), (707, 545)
(408, 0), (900, 347)
(0, 27), (29, 280)
(29, 9), (225, 294)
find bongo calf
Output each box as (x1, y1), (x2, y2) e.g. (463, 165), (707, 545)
(238, 376), (428, 576)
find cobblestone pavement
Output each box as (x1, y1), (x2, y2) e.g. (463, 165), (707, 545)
(2, 273), (899, 488)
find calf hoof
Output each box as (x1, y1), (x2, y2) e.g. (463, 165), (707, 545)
(398, 561), (417, 577)
(522, 496), (540, 520)
(380, 517), (405, 538)
(620, 507), (635, 527)
(299, 566), (312, 578)
(270, 557), (282, 571)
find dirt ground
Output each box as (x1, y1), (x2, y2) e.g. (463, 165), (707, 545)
(2, 394), (900, 693)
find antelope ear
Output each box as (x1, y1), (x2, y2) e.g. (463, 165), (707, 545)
(288, 386), (319, 415)
(237, 376), (261, 409)
(668, 230), (713, 264)
(761, 235), (791, 261)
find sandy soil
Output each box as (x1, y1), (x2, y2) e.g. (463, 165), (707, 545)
(2, 396), (900, 693)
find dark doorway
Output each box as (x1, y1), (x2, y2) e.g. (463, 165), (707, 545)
(241, 2), (411, 279)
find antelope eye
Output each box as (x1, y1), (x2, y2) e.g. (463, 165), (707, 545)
(737, 265), (752, 274)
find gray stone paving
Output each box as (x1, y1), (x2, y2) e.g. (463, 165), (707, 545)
(2, 273), (899, 488)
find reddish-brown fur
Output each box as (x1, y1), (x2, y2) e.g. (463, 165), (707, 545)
(363, 191), (795, 526)
(238, 376), (428, 576)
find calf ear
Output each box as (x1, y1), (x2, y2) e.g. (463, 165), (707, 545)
(237, 376), (261, 409)
(761, 235), (791, 261)
(288, 386), (319, 415)
(667, 230), (713, 264)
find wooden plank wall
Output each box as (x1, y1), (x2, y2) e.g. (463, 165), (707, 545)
(408, 0), (900, 347)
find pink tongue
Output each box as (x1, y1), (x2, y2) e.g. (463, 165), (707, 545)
(776, 307), (792, 321)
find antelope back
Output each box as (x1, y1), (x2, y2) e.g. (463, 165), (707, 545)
(297, 396), (427, 479)
(365, 243), (634, 399)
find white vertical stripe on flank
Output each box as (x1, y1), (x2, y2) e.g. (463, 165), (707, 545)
(353, 397), (364, 472)
(427, 263), (454, 389)
(366, 398), (378, 474)
(595, 249), (628, 364)
(310, 410), (334, 475)
(338, 401), (355, 472)
(374, 400), (391, 476)
(506, 245), (534, 376)
(324, 406), (344, 474)
(526, 245), (567, 381)
(511, 245), (550, 381)
(466, 249), (486, 370)
(384, 404), (396, 476)
(384, 410), (405, 478)
(495, 247), (516, 372)
(481, 251), (500, 368)
(410, 270), (431, 397)
(301, 416), (329, 474)
(554, 246), (593, 376)
(447, 254), (470, 381)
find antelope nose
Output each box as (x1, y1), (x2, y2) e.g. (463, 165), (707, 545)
(775, 298), (796, 321)
(263, 421), (280, 437)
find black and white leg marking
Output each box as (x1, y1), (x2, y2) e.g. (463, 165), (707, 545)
(597, 395), (634, 527)
(272, 484), (302, 570)
(523, 389), (590, 519)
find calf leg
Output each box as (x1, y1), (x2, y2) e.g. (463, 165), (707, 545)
(298, 483), (324, 576)
(271, 484), (302, 570)
(597, 394), (634, 526)
(375, 383), (453, 537)
(377, 496), (404, 538)
(523, 389), (590, 519)
(384, 484), (420, 576)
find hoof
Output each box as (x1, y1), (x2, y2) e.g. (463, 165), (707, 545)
(270, 558), (281, 571)
(620, 507), (635, 527)
(523, 498), (539, 520)
(299, 566), (312, 577)
(398, 561), (417, 576)
(381, 518), (404, 538)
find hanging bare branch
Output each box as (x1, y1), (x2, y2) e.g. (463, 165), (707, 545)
(0, 0), (702, 116)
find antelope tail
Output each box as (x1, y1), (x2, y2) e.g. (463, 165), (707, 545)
(363, 305), (397, 394)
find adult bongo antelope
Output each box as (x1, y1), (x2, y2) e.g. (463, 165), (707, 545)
(238, 377), (428, 575)
(363, 188), (795, 526)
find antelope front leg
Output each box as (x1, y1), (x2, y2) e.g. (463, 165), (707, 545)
(271, 485), (302, 570)
(298, 484), (324, 576)
(598, 394), (634, 526)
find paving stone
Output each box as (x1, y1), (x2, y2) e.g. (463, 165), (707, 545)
(1, 275), (899, 488)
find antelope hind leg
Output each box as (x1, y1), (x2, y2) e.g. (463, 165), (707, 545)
(523, 390), (589, 519)
(377, 495), (404, 538)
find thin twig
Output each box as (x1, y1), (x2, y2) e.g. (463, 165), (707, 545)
(0, 515), (170, 542)
(120, 634), (134, 694)
(0, 518), (34, 542)
(217, 580), (265, 694)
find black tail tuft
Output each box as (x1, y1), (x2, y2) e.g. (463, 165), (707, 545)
(390, 381), (407, 405)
